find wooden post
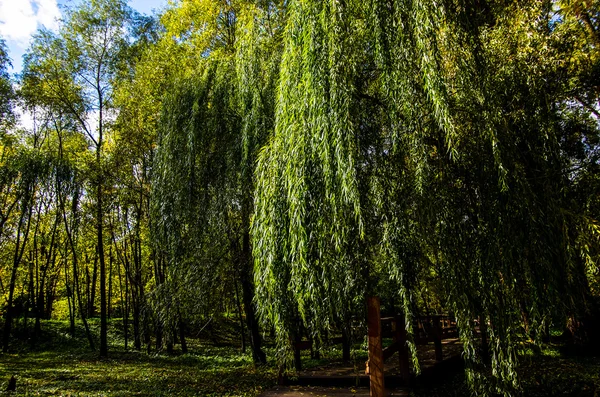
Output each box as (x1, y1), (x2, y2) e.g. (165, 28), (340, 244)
(433, 316), (443, 362)
(394, 315), (411, 384)
(367, 296), (385, 397)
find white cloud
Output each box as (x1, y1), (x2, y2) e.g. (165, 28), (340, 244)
(0, 0), (60, 46)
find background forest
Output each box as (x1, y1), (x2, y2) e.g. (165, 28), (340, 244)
(1, 0), (600, 396)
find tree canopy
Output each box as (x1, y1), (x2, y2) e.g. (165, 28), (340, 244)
(1, 0), (599, 396)
(251, 0), (600, 393)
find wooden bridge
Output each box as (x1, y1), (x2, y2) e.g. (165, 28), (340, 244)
(287, 297), (463, 396)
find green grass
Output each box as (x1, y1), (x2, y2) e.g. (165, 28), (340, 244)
(408, 344), (600, 397)
(517, 345), (600, 397)
(0, 320), (277, 396)
(1, 321), (599, 396)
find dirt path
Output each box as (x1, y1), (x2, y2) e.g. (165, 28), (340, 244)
(259, 386), (410, 396)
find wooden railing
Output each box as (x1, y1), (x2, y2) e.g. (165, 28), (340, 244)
(290, 298), (459, 396)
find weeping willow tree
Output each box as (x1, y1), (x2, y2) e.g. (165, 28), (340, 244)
(152, 0), (285, 363)
(252, 0), (600, 394)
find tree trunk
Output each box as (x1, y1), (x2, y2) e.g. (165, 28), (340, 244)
(234, 277), (246, 353)
(112, 223), (128, 349)
(179, 315), (188, 354)
(74, 245), (96, 351)
(60, 190), (95, 351)
(132, 292), (141, 350)
(108, 245), (113, 318)
(117, 245), (128, 350)
(153, 251), (166, 351)
(342, 325), (351, 361)
(36, 213), (58, 338)
(65, 260), (75, 337)
(239, 229), (266, 364)
(89, 251), (98, 317)
(97, 98), (107, 358)
(3, 197), (33, 352)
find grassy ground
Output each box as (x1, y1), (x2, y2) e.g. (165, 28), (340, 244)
(0, 320), (599, 396)
(0, 320), (277, 396)
(408, 344), (600, 397)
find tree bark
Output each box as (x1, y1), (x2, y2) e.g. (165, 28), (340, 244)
(179, 315), (188, 354)
(234, 277), (246, 353)
(239, 229), (266, 365)
(3, 195), (34, 352)
(97, 93), (108, 358)
(60, 189), (95, 351)
(89, 251), (99, 317)
(342, 325), (351, 361)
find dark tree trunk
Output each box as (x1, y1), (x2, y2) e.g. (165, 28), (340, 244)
(112, 224), (129, 350)
(155, 326), (162, 352)
(342, 325), (351, 361)
(166, 328), (174, 354)
(108, 246), (113, 318)
(122, 239), (141, 351)
(65, 262), (75, 337)
(234, 277), (246, 353)
(293, 329), (302, 371)
(44, 276), (58, 319)
(3, 198), (33, 352)
(89, 251), (98, 317)
(132, 292), (141, 350)
(239, 229), (266, 365)
(98, 193), (107, 357)
(97, 98), (108, 358)
(74, 249), (96, 351)
(153, 251), (167, 352)
(179, 316), (188, 354)
(27, 252), (35, 341)
(123, 261), (129, 350)
(61, 191), (95, 351)
(35, 213), (58, 338)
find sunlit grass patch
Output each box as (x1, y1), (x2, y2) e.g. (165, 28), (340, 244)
(0, 321), (277, 396)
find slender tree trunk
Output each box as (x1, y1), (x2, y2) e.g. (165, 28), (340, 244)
(155, 325), (163, 351)
(65, 259), (75, 337)
(153, 251), (166, 351)
(74, 255), (96, 351)
(116, 240), (127, 350)
(112, 222), (129, 349)
(293, 329), (302, 371)
(44, 274), (58, 319)
(234, 277), (246, 353)
(85, 258), (90, 316)
(167, 332), (174, 354)
(89, 251), (98, 317)
(342, 325), (351, 361)
(27, 252), (35, 341)
(98, 180), (107, 357)
(132, 291), (141, 350)
(97, 98), (107, 357)
(3, 197), (34, 352)
(179, 314), (188, 354)
(36, 213), (58, 337)
(123, 239), (141, 351)
(31, 205), (42, 342)
(108, 245), (113, 318)
(239, 229), (266, 364)
(60, 190), (95, 351)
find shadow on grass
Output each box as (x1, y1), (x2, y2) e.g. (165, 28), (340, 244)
(0, 320), (277, 396)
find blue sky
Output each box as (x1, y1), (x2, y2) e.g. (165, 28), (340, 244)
(0, 0), (168, 74)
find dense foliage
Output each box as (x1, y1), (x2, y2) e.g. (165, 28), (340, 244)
(0, 0), (599, 395)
